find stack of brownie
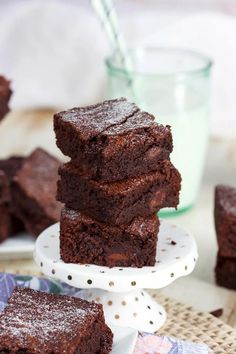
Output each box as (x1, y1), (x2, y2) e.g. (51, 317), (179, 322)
(215, 185), (236, 289)
(54, 98), (181, 267)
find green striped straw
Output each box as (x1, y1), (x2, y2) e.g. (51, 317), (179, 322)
(91, 0), (136, 95)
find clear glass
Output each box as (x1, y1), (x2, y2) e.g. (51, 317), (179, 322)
(105, 47), (212, 214)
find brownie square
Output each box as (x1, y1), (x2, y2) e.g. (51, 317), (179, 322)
(54, 97), (173, 182)
(0, 75), (12, 121)
(0, 287), (113, 354)
(215, 254), (236, 290)
(60, 207), (159, 267)
(57, 160), (181, 225)
(12, 148), (62, 236)
(215, 185), (236, 258)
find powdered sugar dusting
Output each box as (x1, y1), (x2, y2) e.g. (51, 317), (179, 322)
(58, 98), (140, 140)
(0, 287), (101, 350)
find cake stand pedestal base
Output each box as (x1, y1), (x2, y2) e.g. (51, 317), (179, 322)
(82, 288), (166, 332)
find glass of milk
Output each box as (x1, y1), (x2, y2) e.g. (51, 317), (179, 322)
(105, 47), (212, 214)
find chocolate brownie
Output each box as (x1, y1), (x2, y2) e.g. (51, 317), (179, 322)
(0, 156), (25, 236)
(60, 207), (159, 267)
(0, 75), (12, 122)
(57, 160), (181, 225)
(54, 98), (173, 182)
(0, 287), (113, 354)
(215, 185), (236, 258)
(12, 148), (62, 236)
(0, 171), (11, 242)
(215, 254), (236, 290)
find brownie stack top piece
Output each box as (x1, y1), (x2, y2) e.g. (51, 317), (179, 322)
(0, 75), (12, 121)
(54, 97), (173, 182)
(0, 287), (113, 354)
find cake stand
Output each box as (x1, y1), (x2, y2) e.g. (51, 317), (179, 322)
(34, 220), (198, 333)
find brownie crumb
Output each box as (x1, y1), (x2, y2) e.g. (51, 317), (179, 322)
(210, 308), (223, 318)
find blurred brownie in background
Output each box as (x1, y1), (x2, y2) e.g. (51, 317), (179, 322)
(215, 184), (236, 289)
(12, 148), (62, 237)
(215, 254), (236, 290)
(0, 171), (11, 242)
(0, 75), (12, 121)
(0, 157), (25, 241)
(214, 185), (236, 258)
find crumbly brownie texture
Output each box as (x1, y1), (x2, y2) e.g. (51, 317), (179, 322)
(57, 160), (181, 225)
(0, 287), (113, 354)
(0, 75), (12, 121)
(215, 185), (236, 258)
(12, 148), (62, 236)
(60, 207), (159, 267)
(54, 98), (173, 182)
(215, 254), (236, 290)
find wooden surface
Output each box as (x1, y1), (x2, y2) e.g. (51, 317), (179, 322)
(0, 109), (235, 329)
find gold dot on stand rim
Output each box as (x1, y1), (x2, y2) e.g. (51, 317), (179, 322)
(108, 301), (113, 306)
(121, 301), (126, 306)
(109, 281), (114, 287)
(95, 297), (101, 302)
(115, 314), (120, 320)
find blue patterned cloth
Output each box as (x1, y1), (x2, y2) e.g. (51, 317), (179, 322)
(0, 272), (210, 353)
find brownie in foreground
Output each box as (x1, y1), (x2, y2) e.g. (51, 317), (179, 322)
(214, 185), (236, 258)
(0, 287), (113, 354)
(0, 75), (12, 121)
(58, 160), (181, 225)
(54, 97), (173, 182)
(12, 148), (62, 236)
(60, 207), (159, 267)
(215, 254), (236, 290)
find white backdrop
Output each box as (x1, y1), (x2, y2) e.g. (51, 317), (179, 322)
(0, 0), (235, 138)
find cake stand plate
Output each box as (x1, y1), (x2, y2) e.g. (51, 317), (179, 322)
(34, 220), (198, 332)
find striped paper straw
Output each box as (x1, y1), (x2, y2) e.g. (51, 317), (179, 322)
(91, 0), (136, 94)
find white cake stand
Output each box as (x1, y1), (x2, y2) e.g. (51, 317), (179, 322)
(34, 220), (198, 333)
